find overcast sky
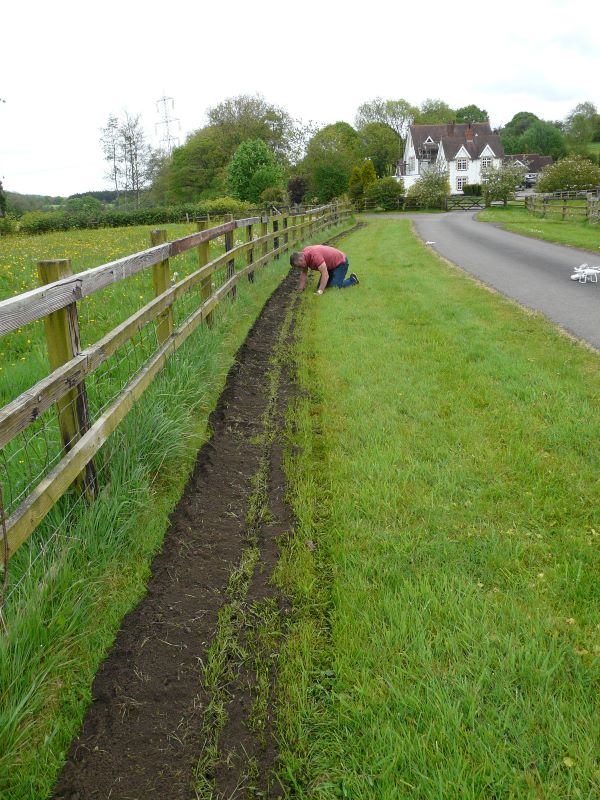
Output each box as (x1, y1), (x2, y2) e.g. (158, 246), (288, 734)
(1, 0), (599, 196)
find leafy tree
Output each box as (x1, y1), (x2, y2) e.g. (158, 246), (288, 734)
(287, 176), (307, 204)
(65, 195), (103, 215)
(415, 99), (455, 124)
(406, 166), (450, 208)
(357, 122), (402, 177)
(227, 139), (281, 202)
(207, 94), (295, 159)
(565, 102), (597, 146)
(0, 179), (6, 217)
(156, 126), (229, 203)
(302, 122), (359, 201)
(481, 162), (526, 206)
(355, 98), (417, 140)
(536, 155), (600, 192)
(500, 112), (567, 159)
(518, 120), (567, 160)
(365, 177), (404, 210)
(455, 104), (488, 123)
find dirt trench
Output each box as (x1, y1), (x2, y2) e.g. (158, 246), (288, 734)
(53, 268), (301, 800)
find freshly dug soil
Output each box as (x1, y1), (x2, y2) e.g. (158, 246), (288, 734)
(53, 269), (299, 800)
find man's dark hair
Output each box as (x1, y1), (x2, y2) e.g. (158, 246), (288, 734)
(290, 251), (303, 267)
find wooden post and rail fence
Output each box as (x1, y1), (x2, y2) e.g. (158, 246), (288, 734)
(0, 204), (352, 562)
(525, 191), (600, 224)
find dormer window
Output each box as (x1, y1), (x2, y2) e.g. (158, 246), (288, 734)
(456, 158), (468, 171)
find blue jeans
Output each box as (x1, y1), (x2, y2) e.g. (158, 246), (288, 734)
(326, 258), (357, 288)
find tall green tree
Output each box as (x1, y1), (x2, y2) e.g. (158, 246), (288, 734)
(455, 104), (488, 123)
(500, 112), (567, 159)
(357, 123), (402, 177)
(519, 120), (567, 160)
(415, 99), (456, 124)
(302, 122), (360, 201)
(227, 139), (282, 202)
(565, 102), (598, 146)
(207, 94), (295, 159)
(355, 98), (417, 140)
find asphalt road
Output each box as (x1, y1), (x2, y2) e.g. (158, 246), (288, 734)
(370, 212), (600, 350)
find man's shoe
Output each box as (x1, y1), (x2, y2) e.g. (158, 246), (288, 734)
(350, 272), (359, 285)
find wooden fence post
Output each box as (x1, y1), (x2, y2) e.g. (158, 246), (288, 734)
(150, 229), (173, 344)
(196, 219), (213, 327)
(225, 228), (236, 299)
(246, 223), (254, 282)
(261, 217), (269, 262)
(283, 214), (289, 252)
(273, 218), (279, 260)
(37, 259), (97, 500)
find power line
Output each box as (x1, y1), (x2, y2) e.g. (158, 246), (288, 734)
(155, 95), (180, 154)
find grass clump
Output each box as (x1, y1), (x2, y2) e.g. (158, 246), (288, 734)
(277, 219), (600, 799)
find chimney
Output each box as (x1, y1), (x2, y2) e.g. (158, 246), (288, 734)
(447, 121), (455, 136)
(466, 123), (474, 143)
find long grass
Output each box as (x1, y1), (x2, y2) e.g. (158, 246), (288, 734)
(477, 205), (600, 253)
(0, 219), (354, 799)
(277, 219), (600, 799)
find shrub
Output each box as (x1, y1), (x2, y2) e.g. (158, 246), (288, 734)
(260, 186), (288, 204)
(461, 183), (482, 196)
(348, 166), (364, 207)
(365, 177), (404, 211)
(536, 155), (600, 192)
(17, 198), (255, 234)
(0, 215), (17, 236)
(406, 168), (450, 209)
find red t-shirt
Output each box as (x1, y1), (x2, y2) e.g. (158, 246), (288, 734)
(303, 245), (346, 271)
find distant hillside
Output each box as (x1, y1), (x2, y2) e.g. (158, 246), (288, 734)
(6, 190), (119, 214)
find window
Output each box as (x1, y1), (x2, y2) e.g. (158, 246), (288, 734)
(456, 177), (468, 191)
(456, 158), (468, 171)
(481, 157), (492, 168)
(409, 157), (415, 172)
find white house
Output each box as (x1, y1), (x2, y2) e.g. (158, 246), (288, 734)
(397, 122), (505, 193)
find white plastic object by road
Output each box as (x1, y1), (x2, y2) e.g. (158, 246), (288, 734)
(570, 263), (600, 283)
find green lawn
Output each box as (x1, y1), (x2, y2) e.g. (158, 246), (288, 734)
(478, 205), (600, 253)
(277, 219), (600, 799)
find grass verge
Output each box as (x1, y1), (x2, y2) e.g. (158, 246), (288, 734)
(477, 205), (600, 254)
(277, 218), (600, 799)
(0, 219), (353, 799)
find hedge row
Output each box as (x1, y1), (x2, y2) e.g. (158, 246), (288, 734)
(16, 197), (256, 235)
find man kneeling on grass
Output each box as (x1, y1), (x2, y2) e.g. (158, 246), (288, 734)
(290, 244), (359, 295)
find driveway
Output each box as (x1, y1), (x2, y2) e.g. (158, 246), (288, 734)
(365, 212), (600, 350)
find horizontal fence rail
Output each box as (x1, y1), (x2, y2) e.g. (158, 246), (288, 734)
(0, 204), (352, 560)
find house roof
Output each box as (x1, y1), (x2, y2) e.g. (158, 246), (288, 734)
(504, 153), (553, 172)
(410, 122), (505, 160)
